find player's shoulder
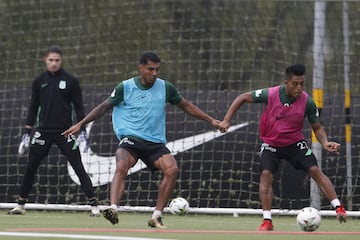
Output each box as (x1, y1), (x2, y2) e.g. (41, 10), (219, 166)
(163, 79), (177, 89)
(34, 72), (45, 82)
(305, 94), (317, 108)
(60, 69), (79, 82)
(252, 87), (269, 97)
(303, 91), (314, 102)
(33, 71), (49, 86)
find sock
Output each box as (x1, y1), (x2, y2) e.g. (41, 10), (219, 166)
(17, 198), (26, 207)
(331, 199), (341, 208)
(17, 204), (25, 209)
(152, 210), (162, 219)
(111, 204), (117, 210)
(263, 210), (272, 220)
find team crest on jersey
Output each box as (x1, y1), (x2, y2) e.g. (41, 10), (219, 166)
(59, 80), (66, 89)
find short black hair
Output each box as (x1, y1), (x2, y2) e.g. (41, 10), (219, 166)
(46, 45), (62, 56)
(285, 64), (306, 79)
(139, 51), (161, 65)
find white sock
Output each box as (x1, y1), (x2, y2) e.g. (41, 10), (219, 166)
(331, 199), (341, 208)
(152, 210), (162, 219)
(110, 204), (117, 210)
(17, 204), (25, 209)
(263, 210), (272, 220)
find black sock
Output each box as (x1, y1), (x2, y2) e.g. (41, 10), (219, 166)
(88, 198), (98, 206)
(17, 199), (26, 205)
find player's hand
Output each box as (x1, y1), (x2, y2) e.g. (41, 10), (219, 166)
(62, 124), (81, 138)
(18, 133), (30, 155)
(212, 119), (221, 129)
(218, 120), (230, 133)
(324, 141), (340, 155)
(77, 130), (89, 153)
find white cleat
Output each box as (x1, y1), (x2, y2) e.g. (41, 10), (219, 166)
(7, 206), (25, 215)
(90, 206), (101, 217)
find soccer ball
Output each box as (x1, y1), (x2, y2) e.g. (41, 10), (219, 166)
(169, 197), (189, 216)
(296, 207), (321, 232)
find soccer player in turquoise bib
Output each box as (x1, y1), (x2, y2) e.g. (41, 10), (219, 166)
(218, 64), (347, 231)
(63, 51), (221, 228)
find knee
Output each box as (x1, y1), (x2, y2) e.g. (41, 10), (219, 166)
(308, 166), (322, 179)
(25, 162), (39, 174)
(261, 170), (272, 178)
(260, 170), (273, 184)
(115, 160), (131, 176)
(163, 164), (179, 177)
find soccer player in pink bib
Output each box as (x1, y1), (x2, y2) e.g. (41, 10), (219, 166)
(219, 64), (347, 231)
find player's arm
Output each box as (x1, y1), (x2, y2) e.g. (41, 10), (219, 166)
(70, 77), (88, 134)
(166, 81), (220, 128)
(71, 77), (86, 123)
(307, 97), (340, 154)
(62, 83), (123, 137)
(311, 122), (340, 154)
(176, 98), (220, 128)
(24, 79), (40, 131)
(62, 99), (113, 137)
(219, 91), (254, 132)
(18, 79), (39, 155)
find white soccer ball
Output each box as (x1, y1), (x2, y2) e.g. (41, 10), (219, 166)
(296, 207), (321, 232)
(169, 197), (189, 216)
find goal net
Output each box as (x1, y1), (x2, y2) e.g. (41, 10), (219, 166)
(1, 0), (360, 213)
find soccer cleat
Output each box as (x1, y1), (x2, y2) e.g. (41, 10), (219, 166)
(7, 206), (25, 215)
(103, 208), (118, 225)
(336, 204), (347, 223)
(148, 216), (166, 229)
(90, 206), (101, 217)
(256, 219), (274, 231)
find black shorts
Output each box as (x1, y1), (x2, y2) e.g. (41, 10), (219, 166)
(258, 140), (318, 173)
(117, 136), (171, 171)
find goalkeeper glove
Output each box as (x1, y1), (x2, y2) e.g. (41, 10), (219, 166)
(77, 130), (89, 153)
(18, 133), (30, 155)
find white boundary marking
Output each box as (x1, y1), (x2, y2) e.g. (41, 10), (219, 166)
(0, 232), (171, 240)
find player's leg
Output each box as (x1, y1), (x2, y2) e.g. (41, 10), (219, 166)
(290, 140), (347, 223)
(103, 147), (137, 225)
(257, 170), (274, 231)
(57, 133), (100, 217)
(111, 148), (136, 206)
(256, 143), (280, 231)
(308, 166), (337, 201)
(8, 131), (52, 215)
(259, 170), (273, 211)
(153, 154), (178, 211)
(308, 166), (347, 223)
(149, 153), (179, 228)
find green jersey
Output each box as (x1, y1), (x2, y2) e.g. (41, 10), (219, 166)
(251, 85), (320, 124)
